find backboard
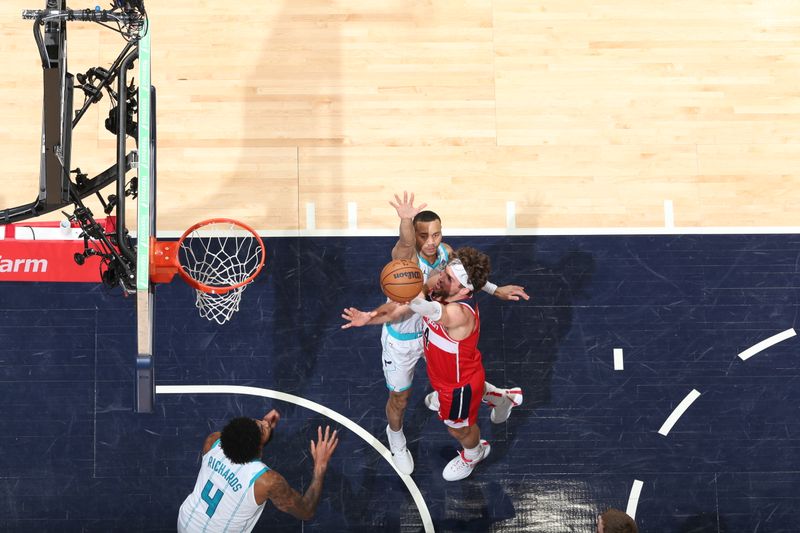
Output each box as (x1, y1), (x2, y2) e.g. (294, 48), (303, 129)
(136, 24), (155, 413)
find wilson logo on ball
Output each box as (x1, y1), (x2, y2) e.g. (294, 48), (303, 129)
(393, 271), (421, 280)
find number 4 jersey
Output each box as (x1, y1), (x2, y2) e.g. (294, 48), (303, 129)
(178, 439), (270, 533)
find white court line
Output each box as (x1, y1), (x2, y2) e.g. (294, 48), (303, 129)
(142, 225), (800, 239)
(663, 200), (674, 229)
(305, 202), (316, 231)
(347, 202), (358, 230)
(658, 389), (701, 436)
(506, 201), (516, 231)
(626, 479), (643, 519)
(156, 384), (434, 533)
(738, 328), (796, 361)
(613, 348), (624, 371)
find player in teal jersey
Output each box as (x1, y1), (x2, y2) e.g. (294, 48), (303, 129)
(178, 410), (338, 532)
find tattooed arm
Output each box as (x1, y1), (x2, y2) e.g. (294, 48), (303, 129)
(253, 426), (339, 520)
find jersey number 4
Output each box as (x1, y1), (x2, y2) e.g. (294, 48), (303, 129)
(201, 480), (224, 518)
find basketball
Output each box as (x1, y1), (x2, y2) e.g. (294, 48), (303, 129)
(380, 259), (424, 303)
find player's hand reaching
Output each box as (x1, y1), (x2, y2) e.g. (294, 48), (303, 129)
(310, 425), (339, 475)
(262, 409), (281, 428)
(494, 285), (530, 301)
(341, 307), (377, 328)
(389, 191), (427, 220)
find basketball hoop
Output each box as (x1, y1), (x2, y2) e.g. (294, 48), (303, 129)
(151, 218), (266, 324)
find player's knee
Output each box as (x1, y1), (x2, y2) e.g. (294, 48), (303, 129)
(448, 422), (480, 442)
(389, 390), (410, 409)
(446, 425), (470, 439)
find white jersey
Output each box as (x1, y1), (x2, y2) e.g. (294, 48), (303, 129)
(383, 244), (449, 338)
(178, 439), (270, 533)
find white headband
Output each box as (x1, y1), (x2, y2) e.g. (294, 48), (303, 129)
(448, 259), (474, 291)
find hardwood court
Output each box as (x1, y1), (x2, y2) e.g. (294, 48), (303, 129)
(1, 2), (799, 531)
(1, 0), (798, 232)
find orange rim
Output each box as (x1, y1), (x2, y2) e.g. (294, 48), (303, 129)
(151, 218), (266, 294)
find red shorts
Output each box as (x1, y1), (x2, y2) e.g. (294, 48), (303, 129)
(434, 371), (484, 429)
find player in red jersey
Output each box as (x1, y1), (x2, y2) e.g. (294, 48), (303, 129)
(343, 246), (495, 480)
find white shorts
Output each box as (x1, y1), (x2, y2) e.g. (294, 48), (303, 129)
(381, 325), (424, 392)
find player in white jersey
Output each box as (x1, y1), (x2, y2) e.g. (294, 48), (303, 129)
(178, 410), (338, 532)
(380, 237), (448, 394)
(345, 192), (527, 476)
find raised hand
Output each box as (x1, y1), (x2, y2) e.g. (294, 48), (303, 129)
(389, 191), (427, 220)
(310, 425), (339, 474)
(262, 409), (281, 428)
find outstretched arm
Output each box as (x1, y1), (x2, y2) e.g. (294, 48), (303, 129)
(407, 296), (475, 339)
(390, 191), (427, 261)
(484, 282), (530, 301)
(341, 300), (413, 329)
(256, 426), (339, 519)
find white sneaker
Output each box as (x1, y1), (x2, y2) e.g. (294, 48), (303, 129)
(442, 440), (491, 481)
(489, 388), (523, 424)
(386, 426), (414, 475)
(424, 391), (440, 412)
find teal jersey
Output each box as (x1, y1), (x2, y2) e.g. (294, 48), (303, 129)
(178, 440), (270, 533)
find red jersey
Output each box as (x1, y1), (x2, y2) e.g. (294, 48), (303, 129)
(422, 297), (483, 390)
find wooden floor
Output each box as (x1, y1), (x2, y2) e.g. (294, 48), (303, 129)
(1, 0), (799, 231)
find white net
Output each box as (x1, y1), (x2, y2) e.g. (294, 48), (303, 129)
(195, 285), (246, 325)
(178, 220), (265, 325)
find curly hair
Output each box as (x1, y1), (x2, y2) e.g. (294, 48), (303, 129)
(220, 417), (262, 464)
(453, 246), (491, 292)
(600, 509), (638, 533)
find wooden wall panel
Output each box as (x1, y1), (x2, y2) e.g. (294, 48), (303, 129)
(1, 0), (798, 231)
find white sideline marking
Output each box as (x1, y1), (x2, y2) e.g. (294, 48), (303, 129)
(613, 348), (624, 371)
(738, 328), (796, 361)
(305, 202), (316, 231)
(664, 200), (674, 229)
(347, 202), (358, 230)
(626, 479), (644, 519)
(658, 389), (701, 436)
(141, 225), (800, 239)
(155, 384), (434, 533)
(506, 201), (516, 230)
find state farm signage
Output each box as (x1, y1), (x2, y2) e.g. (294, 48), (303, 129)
(0, 240), (102, 282)
(0, 219), (116, 282)
(0, 256), (49, 273)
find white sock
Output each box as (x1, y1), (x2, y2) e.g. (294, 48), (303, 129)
(463, 442), (483, 461)
(386, 425), (407, 449)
